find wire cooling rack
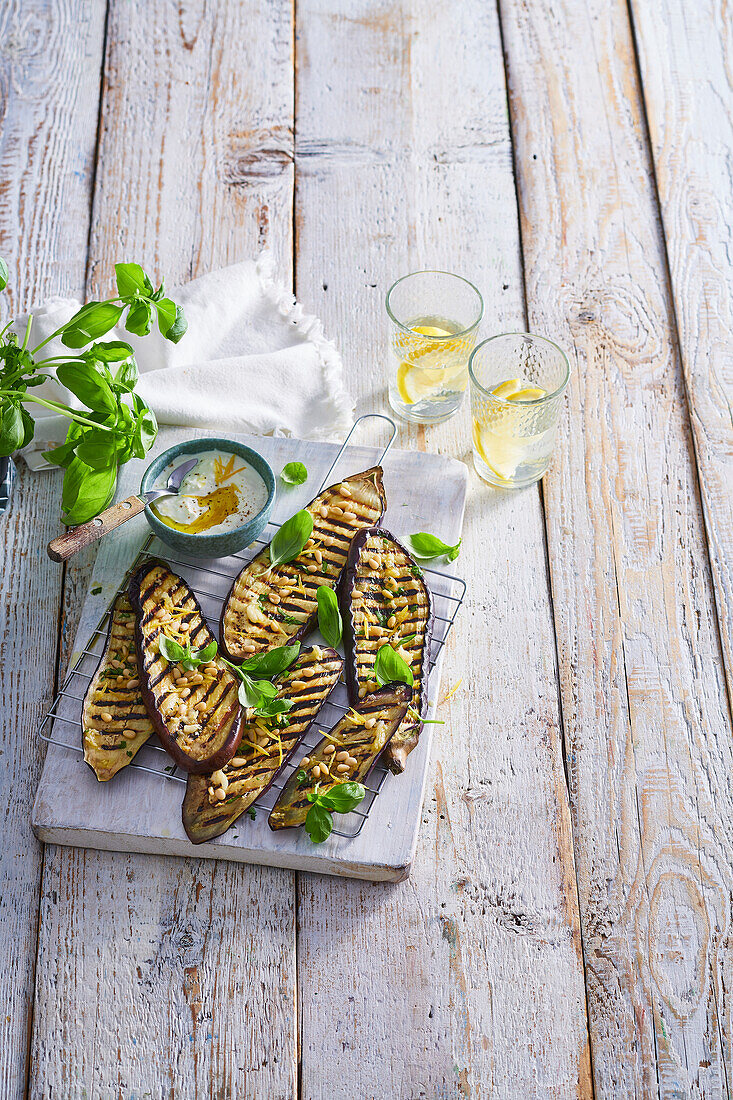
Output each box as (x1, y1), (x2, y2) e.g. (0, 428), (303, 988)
(37, 416), (466, 839)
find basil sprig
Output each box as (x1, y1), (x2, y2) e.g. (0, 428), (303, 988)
(316, 585), (342, 648)
(374, 643), (414, 688)
(223, 642), (301, 717)
(0, 258), (186, 525)
(159, 635), (217, 670)
(304, 781), (366, 843)
(407, 532), (462, 562)
(280, 461), (308, 486)
(268, 509), (313, 568)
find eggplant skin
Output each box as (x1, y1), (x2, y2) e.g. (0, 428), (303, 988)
(219, 466), (386, 662)
(128, 559), (243, 774)
(182, 646), (343, 844)
(82, 594), (154, 781)
(269, 682), (411, 830)
(340, 526), (433, 775)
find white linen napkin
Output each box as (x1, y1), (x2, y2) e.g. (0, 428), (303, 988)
(17, 253), (354, 470)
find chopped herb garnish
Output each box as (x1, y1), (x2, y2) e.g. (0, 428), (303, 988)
(246, 806), (257, 820)
(91, 585), (102, 595)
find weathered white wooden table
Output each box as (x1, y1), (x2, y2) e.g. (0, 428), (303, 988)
(1, 0), (731, 1096)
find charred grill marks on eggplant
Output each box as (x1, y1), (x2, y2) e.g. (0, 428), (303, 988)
(269, 683), (412, 830)
(129, 560), (243, 773)
(342, 528), (433, 774)
(82, 594), (154, 781)
(182, 646), (343, 843)
(220, 467), (386, 661)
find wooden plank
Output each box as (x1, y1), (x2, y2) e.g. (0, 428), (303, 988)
(32, 430), (467, 881)
(29, 2), (298, 1095)
(630, 0), (733, 751)
(501, 0), (733, 1093)
(294, 0), (591, 1095)
(0, 2), (106, 1095)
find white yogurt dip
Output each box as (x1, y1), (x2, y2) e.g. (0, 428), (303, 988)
(152, 450), (268, 536)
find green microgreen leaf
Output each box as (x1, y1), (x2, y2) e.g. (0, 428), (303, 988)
(268, 509), (313, 569)
(280, 461), (308, 486)
(407, 532), (462, 562)
(374, 643), (414, 688)
(246, 807), (257, 820)
(316, 585), (342, 648)
(60, 302), (124, 348)
(296, 769), (308, 787)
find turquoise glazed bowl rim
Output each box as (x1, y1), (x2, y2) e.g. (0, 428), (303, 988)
(140, 436), (276, 557)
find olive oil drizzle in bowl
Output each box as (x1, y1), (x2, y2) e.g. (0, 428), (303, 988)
(152, 453), (257, 535)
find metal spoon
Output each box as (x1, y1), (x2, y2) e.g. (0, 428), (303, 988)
(47, 457), (200, 563)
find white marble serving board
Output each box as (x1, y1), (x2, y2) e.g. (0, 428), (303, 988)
(32, 427), (467, 881)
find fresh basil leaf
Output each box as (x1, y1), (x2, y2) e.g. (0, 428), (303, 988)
(316, 585), (342, 648)
(131, 403), (157, 459)
(407, 532), (462, 562)
(125, 299), (152, 337)
(280, 461), (308, 486)
(61, 458), (116, 525)
(0, 401), (25, 456)
(165, 305), (187, 344)
(305, 802), (333, 844)
(74, 432), (118, 471)
(374, 643), (414, 688)
(87, 340), (135, 363)
(154, 297), (176, 334)
(115, 262), (153, 299)
(255, 697), (293, 718)
(56, 361), (117, 414)
(318, 781), (366, 814)
(237, 674), (279, 709)
(60, 302), (124, 348)
(0, 257), (8, 292)
(42, 431), (80, 469)
(159, 635), (186, 663)
(20, 406), (34, 447)
(112, 356), (139, 392)
(239, 643), (300, 679)
(246, 806), (256, 820)
(192, 639), (217, 662)
(269, 509), (313, 568)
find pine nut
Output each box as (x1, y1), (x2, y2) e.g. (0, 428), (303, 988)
(330, 506), (343, 517)
(290, 680), (307, 690)
(301, 757), (310, 767)
(347, 756), (358, 767)
(280, 587), (292, 598)
(154, 609), (166, 620)
(323, 536), (334, 547)
(270, 593), (281, 604)
(206, 663), (218, 673)
(183, 723), (198, 734)
(336, 750), (350, 762)
(306, 564), (318, 574)
(313, 549), (322, 564)
(195, 701), (207, 712)
(365, 717), (377, 729)
(336, 763), (350, 774)
(339, 484), (352, 497)
(387, 616), (397, 628)
(311, 765), (321, 779)
(242, 643), (256, 654)
(126, 678), (139, 689)
(180, 687), (191, 698)
(123, 728), (135, 738)
(368, 556), (380, 569)
(319, 505), (329, 518)
(323, 744), (335, 755)
(100, 712), (113, 723)
(342, 512), (357, 522)
(191, 673), (204, 684)
(215, 789), (227, 802)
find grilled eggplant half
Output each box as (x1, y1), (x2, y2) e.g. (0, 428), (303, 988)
(82, 594), (155, 780)
(341, 527), (433, 774)
(182, 645), (343, 843)
(269, 682), (411, 830)
(128, 560), (243, 773)
(220, 466), (386, 662)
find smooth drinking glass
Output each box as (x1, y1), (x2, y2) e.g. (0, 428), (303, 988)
(386, 271), (483, 424)
(469, 333), (570, 489)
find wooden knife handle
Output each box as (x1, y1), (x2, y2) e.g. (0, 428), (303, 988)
(47, 494), (147, 563)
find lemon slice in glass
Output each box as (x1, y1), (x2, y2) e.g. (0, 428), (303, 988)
(491, 378), (523, 399)
(508, 385), (546, 402)
(473, 420), (531, 482)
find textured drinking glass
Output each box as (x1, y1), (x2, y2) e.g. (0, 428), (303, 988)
(469, 333), (570, 489)
(386, 271), (483, 424)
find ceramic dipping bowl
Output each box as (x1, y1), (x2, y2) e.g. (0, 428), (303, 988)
(141, 437), (276, 557)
